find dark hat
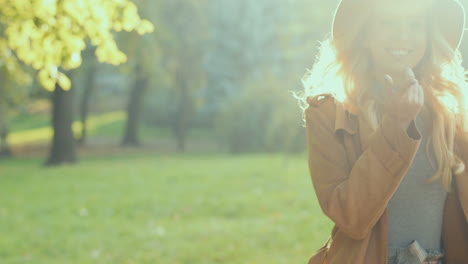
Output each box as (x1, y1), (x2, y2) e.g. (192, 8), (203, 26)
(332, 0), (466, 50)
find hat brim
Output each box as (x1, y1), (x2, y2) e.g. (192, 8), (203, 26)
(332, 0), (466, 50)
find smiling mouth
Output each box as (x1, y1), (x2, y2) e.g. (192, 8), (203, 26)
(386, 48), (413, 57)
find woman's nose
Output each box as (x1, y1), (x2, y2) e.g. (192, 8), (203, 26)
(392, 23), (412, 42)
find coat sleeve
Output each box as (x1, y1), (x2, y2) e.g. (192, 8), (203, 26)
(305, 96), (421, 240)
(453, 130), (468, 222)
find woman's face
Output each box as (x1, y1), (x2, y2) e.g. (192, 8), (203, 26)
(366, 1), (431, 77)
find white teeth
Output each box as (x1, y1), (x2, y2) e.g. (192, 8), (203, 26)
(388, 49), (410, 56)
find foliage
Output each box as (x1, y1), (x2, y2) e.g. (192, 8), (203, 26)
(204, 0), (285, 115)
(142, 87), (177, 127)
(0, 0), (154, 91)
(265, 99), (308, 154)
(215, 74), (306, 153)
(0, 68), (30, 109)
(201, 0), (341, 129)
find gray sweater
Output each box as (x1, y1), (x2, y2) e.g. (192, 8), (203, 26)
(386, 110), (448, 263)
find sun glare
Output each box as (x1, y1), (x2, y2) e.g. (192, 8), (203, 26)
(302, 39), (346, 103)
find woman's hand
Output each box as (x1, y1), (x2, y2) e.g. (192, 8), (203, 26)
(382, 67), (424, 131)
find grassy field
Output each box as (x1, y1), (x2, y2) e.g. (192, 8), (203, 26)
(8, 110), (215, 153)
(0, 153), (333, 264)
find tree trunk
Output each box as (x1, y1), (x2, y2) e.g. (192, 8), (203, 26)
(121, 67), (148, 146)
(0, 70), (11, 157)
(46, 82), (78, 166)
(77, 60), (96, 145)
(0, 127), (11, 157)
(173, 73), (192, 152)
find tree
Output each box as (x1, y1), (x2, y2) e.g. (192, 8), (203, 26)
(0, 66), (31, 157)
(77, 47), (97, 145)
(204, 0), (339, 109)
(121, 62), (148, 146)
(207, 0), (341, 154)
(0, 0), (153, 165)
(119, 0), (155, 146)
(202, 0), (289, 129)
(157, 0), (208, 152)
(47, 74), (77, 164)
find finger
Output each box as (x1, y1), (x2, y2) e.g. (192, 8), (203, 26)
(413, 85), (419, 105)
(402, 67), (418, 88)
(418, 84), (424, 105)
(404, 67), (417, 83)
(395, 79), (412, 98)
(383, 74), (394, 98)
(408, 84), (416, 105)
(411, 84), (423, 107)
(395, 74), (418, 99)
(420, 84), (424, 104)
(414, 84), (420, 103)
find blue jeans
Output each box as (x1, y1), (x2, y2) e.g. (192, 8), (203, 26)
(387, 240), (444, 264)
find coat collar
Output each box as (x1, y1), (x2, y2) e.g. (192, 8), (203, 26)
(334, 99), (358, 135)
(333, 98), (376, 152)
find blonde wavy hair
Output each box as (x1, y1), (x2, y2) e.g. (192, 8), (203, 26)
(298, 9), (468, 192)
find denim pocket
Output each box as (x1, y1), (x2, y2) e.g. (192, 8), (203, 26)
(392, 240), (444, 264)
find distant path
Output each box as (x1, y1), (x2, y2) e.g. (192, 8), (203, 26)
(10, 138), (219, 157)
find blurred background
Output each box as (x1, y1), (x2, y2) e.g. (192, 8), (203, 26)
(0, 0), (467, 263)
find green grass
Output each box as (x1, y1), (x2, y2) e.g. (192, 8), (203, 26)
(8, 112), (128, 145)
(9, 113), (50, 133)
(8, 111), (213, 145)
(0, 153), (332, 264)
(90, 119), (172, 140)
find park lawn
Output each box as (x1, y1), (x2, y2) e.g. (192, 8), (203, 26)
(0, 153), (332, 264)
(8, 111), (213, 146)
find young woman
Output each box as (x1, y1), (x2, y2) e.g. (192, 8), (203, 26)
(299, 0), (467, 263)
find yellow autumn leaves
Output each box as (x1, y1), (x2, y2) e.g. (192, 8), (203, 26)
(0, 0), (154, 91)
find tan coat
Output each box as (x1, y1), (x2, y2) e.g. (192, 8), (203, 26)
(305, 94), (468, 264)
